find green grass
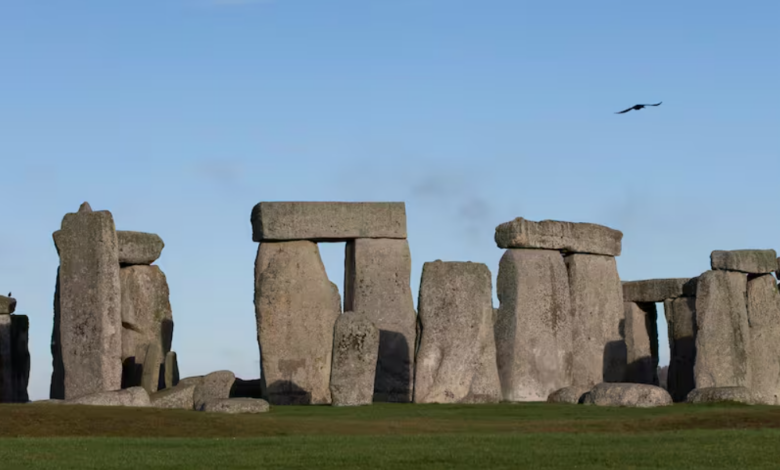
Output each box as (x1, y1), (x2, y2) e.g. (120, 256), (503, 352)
(2, 402), (780, 468)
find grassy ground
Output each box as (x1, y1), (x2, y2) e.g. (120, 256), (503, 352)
(2, 402), (780, 469)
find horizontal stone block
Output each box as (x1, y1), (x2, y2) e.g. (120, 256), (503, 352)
(118, 231), (164, 265)
(251, 202), (407, 242)
(622, 278), (697, 302)
(711, 249), (777, 274)
(494, 217), (622, 256)
(0, 295), (16, 315)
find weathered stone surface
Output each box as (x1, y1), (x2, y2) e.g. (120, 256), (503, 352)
(547, 386), (590, 404)
(344, 238), (416, 403)
(67, 386), (150, 407)
(251, 202), (407, 242)
(495, 249), (573, 402)
(694, 271), (751, 389)
(746, 274), (780, 405)
(566, 254), (626, 387)
(623, 302), (658, 385)
(414, 261), (501, 404)
(52, 204), (122, 399)
(494, 217), (623, 256)
(664, 297), (697, 402)
(10, 315), (30, 403)
(164, 351), (179, 389)
(150, 383), (196, 409)
(117, 231), (164, 265)
(202, 398), (270, 414)
(330, 312), (379, 406)
(686, 386), (758, 405)
(0, 314), (11, 402)
(622, 278), (696, 303)
(140, 342), (163, 394)
(0, 295), (15, 314)
(711, 249), (777, 274)
(120, 265), (173, 389)
(582, 383), (672, 407)
(254, 241), (341, 405)
(193, 370), (236, 411)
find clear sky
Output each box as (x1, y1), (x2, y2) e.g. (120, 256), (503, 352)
(1, 1), (778, 401)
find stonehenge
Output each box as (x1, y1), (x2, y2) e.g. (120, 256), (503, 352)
(2, 199), (780, 410)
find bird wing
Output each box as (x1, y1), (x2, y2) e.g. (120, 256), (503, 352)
(644, 102), (662, 106)
(615, 106), (634, 114)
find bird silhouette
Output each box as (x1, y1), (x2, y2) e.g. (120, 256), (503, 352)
(615, 102), (662, 114)
(6, 292), (10, 297)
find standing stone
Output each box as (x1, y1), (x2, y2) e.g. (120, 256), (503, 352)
(329, 312), (379, 406)
(140, 342), (163, 394)
(746, 274), (780, 405)
(52, 204), (122, 399)
(623, 302), (658, 385)
(694, 270), (750, 389)
(664, 297), (697, 402)
(164, 351), (180, 389)
(414, 261), (501, 404)
(495, 249), (573, 402)
(711, 249), (777, 274)
(50, 269), (64, 399)
(0, 314), (11, 402)
(254, 241), (341, 405)
(0, 295), (16, 314)
(10, 315), (30, 403)
(117, 231), (165, 266)
(566, 254), (626, 387)
(344, 238), (416, 402)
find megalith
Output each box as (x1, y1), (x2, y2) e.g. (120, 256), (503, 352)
(494, 249), (573, 402)
(414, 261), (501, 404)
(664, 296), (697, 402)
(11, 315), (30, 403)
(694, 270), (750, 389)
(746, 274), (780, 405)
(0, 312), (11, 402)
(623, 302), (658, 385)
(329, 311), (379, 406)
(52, 202), (122, 399)
(119, 265), (173, 393)
(711, 249), (777, 274)
(566, 254), (626, 387)
(344, 238), (416, 402)
(254, 240), (341, 405)
(495, 217), (622, 256)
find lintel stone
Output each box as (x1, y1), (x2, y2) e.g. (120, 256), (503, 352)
(494, 217), (622, 256)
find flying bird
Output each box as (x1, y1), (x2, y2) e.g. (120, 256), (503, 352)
(615, 102), (662, 114)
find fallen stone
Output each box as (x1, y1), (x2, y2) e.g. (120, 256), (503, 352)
(623, 302), (658, 385)
(546, 386), (590, 404)
(622, 278), (696, 303)
(664, 297), (697, 402)
(566, 254), (626, 387)
(0, 295), (15, 314)
(11, 315), (30, 403)
(177, 376), (204, 388)
(254, 241), (341, 405)
(0, 314), (11, 402)
(711, 249), (777, 274)
(414, 261), (501, 404)
(120, 265), (173, 388)
(686, 386), (757, 405)
(344, 238), (416, 403)
(193, 370), (236, 411)
(330, 312), (379, 406)
(746, 274), (780, 405)
(117, 231), (165, 265)
(494, 217), (623, 256)
(694, 270), (751, 389)
(582, 383), (672, 407)
(67, 386), (150, 407)
(52, 204), (122, 399)
(251, 202), (407, 242)
(495, 249), (573, 402)
(150, 383), (197, 410)
(202, 398), (270, 414)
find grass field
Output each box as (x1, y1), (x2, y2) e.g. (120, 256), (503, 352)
(2, 402), (780, 469)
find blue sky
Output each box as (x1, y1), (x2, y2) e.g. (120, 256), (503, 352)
(1, 0), (778, 400)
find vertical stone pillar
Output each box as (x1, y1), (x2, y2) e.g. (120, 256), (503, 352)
(623, 302), (658, 385)
(10, 314), (30, 403)
(664, 297), (697, 402)
(52, 202), (122, 399)
(0, 312), (11, 402)
(344, 239), (416, 403)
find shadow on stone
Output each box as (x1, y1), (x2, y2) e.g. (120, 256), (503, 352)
(668, 337), (696, 402)
(49, 269), (65, 400)
(161, 319), (174, 354)
(625, 357), (656, 385)
(265, 380), (312, 405)
(603, 332), (628, 383)
(121, 357), (142, 388)
(373, 330), (411, 403)
(230, 378), (264, 399)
